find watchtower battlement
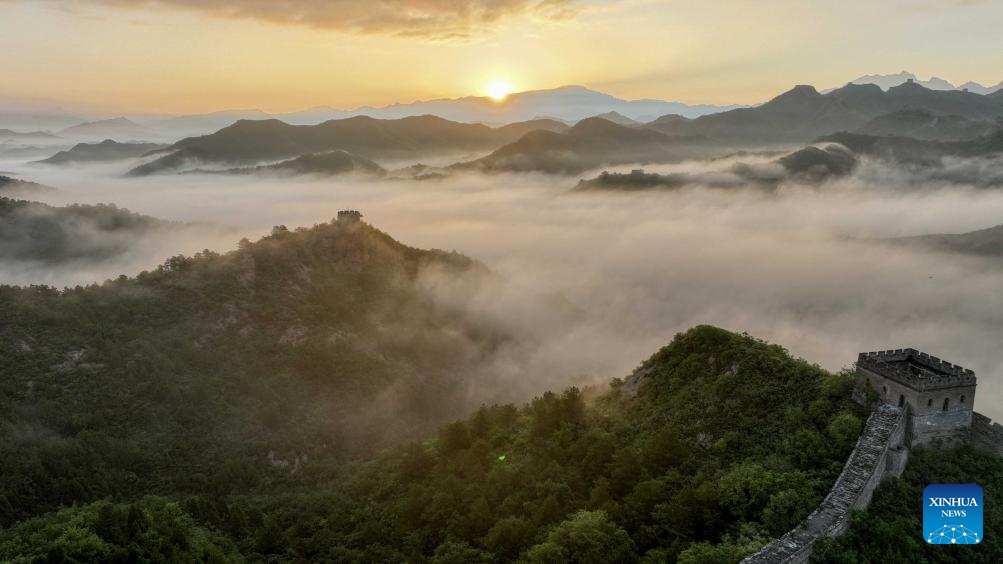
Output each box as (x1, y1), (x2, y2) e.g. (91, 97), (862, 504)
(746, 349), (993, 564)
(857, 348), (976, 448)
(857, 349), (976, 391)
(336, 210), (363, 223)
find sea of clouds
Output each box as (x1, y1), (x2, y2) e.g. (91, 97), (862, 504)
(4, 152), (1003, 419)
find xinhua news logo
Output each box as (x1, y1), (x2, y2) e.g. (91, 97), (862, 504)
(924, 484), (983, 545)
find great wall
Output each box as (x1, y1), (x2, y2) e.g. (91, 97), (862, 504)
(741, 348), (999, 563)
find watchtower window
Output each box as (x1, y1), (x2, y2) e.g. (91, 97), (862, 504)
(882, 385), (887, 397)
(898, 394), (905, 408)
(928, 398), (933, 407)
(943, 398), (950, 411)
(961, 395), (966, 405)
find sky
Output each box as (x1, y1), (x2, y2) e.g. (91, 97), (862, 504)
(0, 0), (1002, 114)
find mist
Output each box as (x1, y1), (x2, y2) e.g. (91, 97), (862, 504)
(4, 154), (1003, 420)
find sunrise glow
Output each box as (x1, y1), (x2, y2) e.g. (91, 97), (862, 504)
(485, 81), (514, 102)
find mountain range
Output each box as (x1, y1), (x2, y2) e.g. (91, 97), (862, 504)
(0, 129), (59, 141)
(575, 143), (858, 191)
(843, 71), (1003, 95)
(457, 82), (1003, 175)
(199, 150), (387, 178)
(138, 87), (737, 139)
(35, 139), (168, 165)
(454, 117), (712, 174)
(58, 117), (153, 140)
(855, 108), (1001, 141)
(1, 86), (739, 140)
(6, 78), (1003, 144)
(117, 80), (1003, 178)
(646, 81), (1003, 146)
(888, 221), (1003, 257)
(285, 85), (739, 124)
(128, 115), (570, 175)
(819, 130), (1003, 167)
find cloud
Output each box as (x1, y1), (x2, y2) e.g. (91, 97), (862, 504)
(27, 0), (583, 39)
(7, 151), (1003, 422)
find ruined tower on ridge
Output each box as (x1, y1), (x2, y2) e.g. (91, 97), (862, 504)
(337, 210), (363, 223)
(857, 349), (976, 447)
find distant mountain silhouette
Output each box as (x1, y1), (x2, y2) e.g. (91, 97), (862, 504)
(124, 86), (736, 138)
(856, 109), (1000, 141)
(129, 116), (570, 175)
(888, 223), (1003, 257)
(35, 139), (168, 164)
(0, 176), (56, 197)
(575, 143), (857, 190)
(819, 130), (1003, 164)
(843, 71), (1002, 95)
(0, 197), (179, 264)
(277, 85), (740, 125)
(818, 131), (1003, 188)
(151, 109), (274, 139)
(646, 82), (1003, 145)
(847, 71), (957, 91)
(958, 80), (1003, 96)
(196, 150), (387, 177)
(585, 111), (640, 126)
(0, 129), (59, 141)
(58, 117), (152, 140)
(454, 117), (713, 174)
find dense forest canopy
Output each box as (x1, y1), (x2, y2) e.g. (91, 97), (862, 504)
(0, 321), (869, 562)
(1, 217), (1000, 563)
(0, 218), (504, 528)
(813, 446), (1003, 563)
(0, 198), (176, 263)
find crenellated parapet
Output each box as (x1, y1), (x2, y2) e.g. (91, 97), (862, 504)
(336, 210), (363, 223)
(857, 349), (975, 391)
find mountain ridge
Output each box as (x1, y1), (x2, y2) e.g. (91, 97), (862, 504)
(128, 115), (571, 175)
(35, 139), (169, 164)
(454, 116), (713, 174)
(646, 81), (1003, 146)
(842, 71), (1003, 94)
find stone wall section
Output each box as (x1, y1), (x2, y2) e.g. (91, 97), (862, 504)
(970, 412), (1003, 457)
(740, 404), (907, 564)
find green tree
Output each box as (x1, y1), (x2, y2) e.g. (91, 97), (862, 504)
(526, 510), (637, 564)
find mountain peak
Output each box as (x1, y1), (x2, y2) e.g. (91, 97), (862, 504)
(767, 85), (822, 103)
(570, 116), (628, 133)
(848, 71), (959, 92)
(887, 79), (930, 92)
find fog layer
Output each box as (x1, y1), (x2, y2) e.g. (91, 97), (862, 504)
(4, 155), (1003, 418)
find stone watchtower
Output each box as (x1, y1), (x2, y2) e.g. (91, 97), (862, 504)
(857, 349), (976, 447)
(337, 210), (363, 223)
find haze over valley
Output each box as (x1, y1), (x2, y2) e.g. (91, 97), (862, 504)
(4, 1), (1003, 561)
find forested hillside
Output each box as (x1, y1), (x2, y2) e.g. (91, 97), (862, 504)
(0, 325), (866, 562)
(813, 447), (1003, 563)
(0, 218), (502, 529)
(0, 198), (176, 263)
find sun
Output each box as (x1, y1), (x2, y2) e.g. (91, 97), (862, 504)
(485, 81), (514, 102)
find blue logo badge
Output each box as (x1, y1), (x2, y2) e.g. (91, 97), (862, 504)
(924, 484), (983, 545)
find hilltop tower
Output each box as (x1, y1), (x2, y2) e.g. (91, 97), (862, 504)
(857, 349), (976, 447)
(337, 210), (363, 223)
